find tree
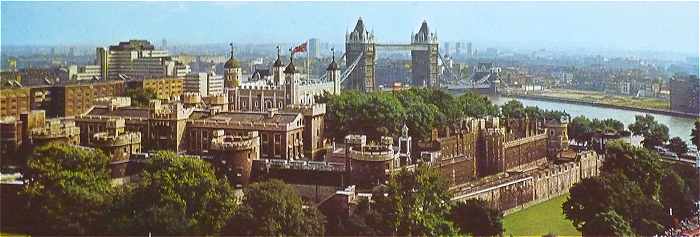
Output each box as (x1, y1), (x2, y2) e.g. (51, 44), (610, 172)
(568, 116), (593, 145)
(667, 137), (689, 155)
(628, 114), (669, 149)
(109, 151), (237, 235)
(450, 199), (503, 236)
(692, 119), (700, 148)
(124, 88), (157, 106)
(21, 143), (114, 235)
(660, 171), (696, 220)
(372, 166), (458, 236)
(581, 210), (634, 237)
(457, 92), (498, 118)
(500, 100), (525, 118)
(223, 179), (325, 236)
(603, 140), (665, 197)
(564, 173), (668, 235)
(404, 102), (440, 141)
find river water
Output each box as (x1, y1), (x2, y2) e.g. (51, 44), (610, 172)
(486, 95), (696, 147)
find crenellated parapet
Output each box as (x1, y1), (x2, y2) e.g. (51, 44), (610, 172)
(210, 131), (260, 151)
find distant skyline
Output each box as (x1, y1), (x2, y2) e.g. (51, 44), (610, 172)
(1, 1), (698, 54)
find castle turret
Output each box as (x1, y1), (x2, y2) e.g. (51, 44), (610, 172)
(272, 46), (285, 86)
(210, 130), (260, 188)
(327, 48), (341, 94)
(224, 43), (242, 88)
(545, 116), (570, 158)
(285, 49), (300, 104)
(398, 123), (412, 165)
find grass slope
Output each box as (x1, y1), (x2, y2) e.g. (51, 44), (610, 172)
(503, 194), (581, 236)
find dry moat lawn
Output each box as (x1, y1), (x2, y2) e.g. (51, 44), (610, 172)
(503, 194), (581, 236)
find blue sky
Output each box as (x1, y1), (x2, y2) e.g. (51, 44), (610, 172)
(2, 1), (698, 54)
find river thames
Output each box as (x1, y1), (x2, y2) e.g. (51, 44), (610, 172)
(487, 95), (696, 147)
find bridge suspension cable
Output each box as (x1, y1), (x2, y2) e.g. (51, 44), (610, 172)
(338, 51), (364, 84)
(437, 52), (462, 84)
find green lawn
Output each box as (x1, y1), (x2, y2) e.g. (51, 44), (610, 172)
(503, 194), (581, 236)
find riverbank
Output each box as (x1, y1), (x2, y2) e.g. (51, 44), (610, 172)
(502, 92), (699, 119)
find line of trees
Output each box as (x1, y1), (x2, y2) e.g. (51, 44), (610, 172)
(321, 89), (572, 142)
(16, 142), (506, 236)
(562, 139), (698, 236)
(18, 143), (324, 236)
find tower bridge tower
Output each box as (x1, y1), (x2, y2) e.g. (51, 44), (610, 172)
(411, 20), (439, 88)
(345, 17), (376, 92)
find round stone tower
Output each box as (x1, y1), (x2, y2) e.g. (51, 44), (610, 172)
(345, 135), (398, 189)
(209, 130), (260, 188)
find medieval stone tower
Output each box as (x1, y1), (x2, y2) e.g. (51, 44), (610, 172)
(327, 48), (342, 95)
(345, 17), (376, 92)
(209, 130), (260, 188)
(224, 43), (242, 88)
(411, 20), (439, 88)
(545, 116), (570, 158)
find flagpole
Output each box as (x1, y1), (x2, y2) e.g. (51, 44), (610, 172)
(306, 40), (310, 80)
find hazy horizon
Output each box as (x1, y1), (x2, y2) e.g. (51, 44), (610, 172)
(2, 1), (699, 55)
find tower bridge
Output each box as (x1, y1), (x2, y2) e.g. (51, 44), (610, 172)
(314, 17), (492, 93)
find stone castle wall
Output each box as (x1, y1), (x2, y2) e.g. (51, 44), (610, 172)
(453, 151), (601, 214)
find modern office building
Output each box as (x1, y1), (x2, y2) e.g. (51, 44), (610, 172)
(96, 40), (188, 80)
(184, 72), (225, 97)
(309, 38), (321, 59)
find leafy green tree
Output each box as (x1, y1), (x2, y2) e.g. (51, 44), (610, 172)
(456, 92), (499, 118)
(109, 151), (237, 235)
(21, 143), (113, 235)
(581, 210), (634, 237)
(564, 173), (668, 235)
(372, 166), (457, 236)
(667, 137), (689, 155)
(603, 140), (665, 197)
(568, 116), (593, 145)
(628, 114), (669, 149)
(125, 88), (157, 106)
(500, 100), (526, 118)
(223, 179), (325, 236)
(660, 171), (696, 220)
(404, 102), (440, 141)
(563, 176), (613, 230)
(450, 199), (503, 236)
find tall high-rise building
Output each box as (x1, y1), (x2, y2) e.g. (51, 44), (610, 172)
(309, 38), (321, 59)
(96, 39), (185, 80)
(444, 42), (451, 56)
(162, 38), (168, 50)
(670, 74), (700, 115)
(466, 42), (473, 58)
(455, 42), (463, 56)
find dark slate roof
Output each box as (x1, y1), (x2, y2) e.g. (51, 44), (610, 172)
(86, 106), (151, 118)
(203, 111), (300, 125)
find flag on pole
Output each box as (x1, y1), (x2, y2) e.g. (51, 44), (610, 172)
(293, 42), (307, 53)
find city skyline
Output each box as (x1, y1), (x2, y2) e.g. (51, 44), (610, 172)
(1, 1), (699, 55)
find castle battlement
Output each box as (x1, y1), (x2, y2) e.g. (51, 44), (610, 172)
(93, 131), (142, 147)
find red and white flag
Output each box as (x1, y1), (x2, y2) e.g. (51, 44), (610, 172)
(292, 42), (307, 53)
